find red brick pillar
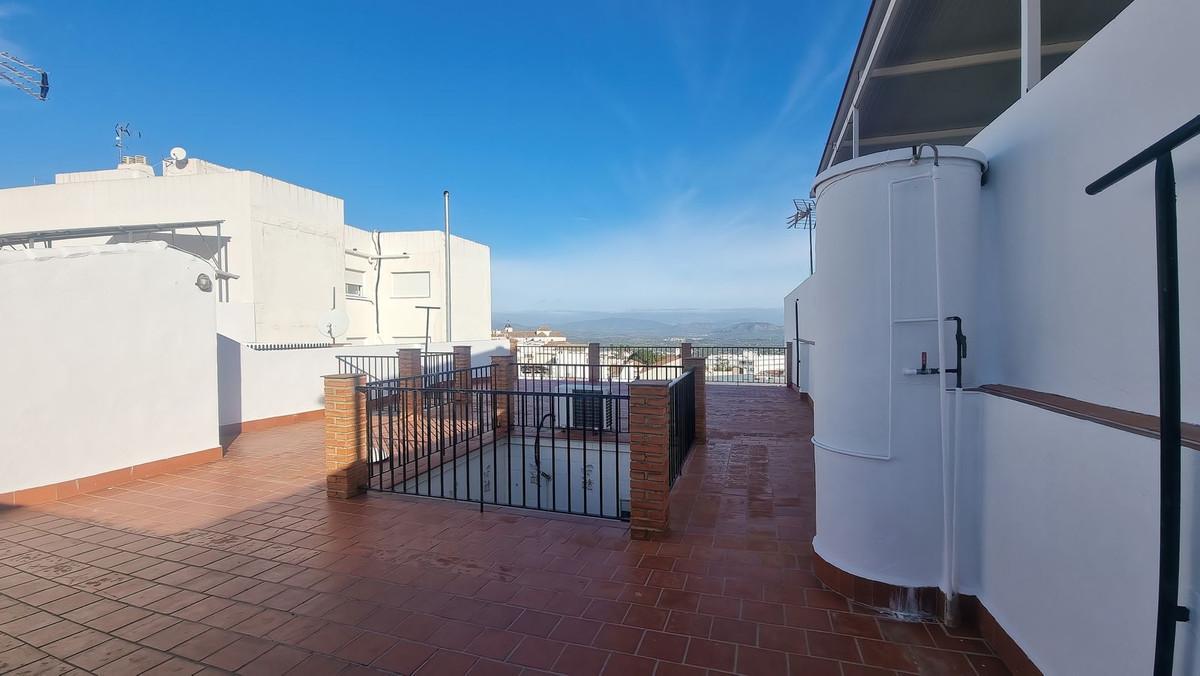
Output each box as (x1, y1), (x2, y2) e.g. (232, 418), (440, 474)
(629, 380), (670, 539)
(682, 357), (707, 444)
(786, 342), (794, 390)
(491, 355), (514, 437)
(680, 342), (692, 360)
(396, 348), (422, 442)
(453, 345), (472, 404)
(324, 373), (367, 499)
(588, 342), (601, 384)
(509, 338), (520, 360)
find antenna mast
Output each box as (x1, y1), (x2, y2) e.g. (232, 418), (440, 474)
(0, 51), (49, 101)
(787, 198), (817, 275)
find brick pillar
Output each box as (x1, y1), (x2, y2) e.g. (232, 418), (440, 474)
(491, 355), (514, 437)
(324, 373), (367, 499)
(680, 342), (692, 360)
(682, 357), (707, 444)
(396, 348), (422, 425)
(509, 338), (519, 360)
(786, 342), (794, 390)
(453, 345), (472, 405)
(588, 342), (601, 384)
(629, 380), (671, 539)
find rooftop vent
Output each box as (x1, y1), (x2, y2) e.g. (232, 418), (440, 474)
(119, 155), (148, 165)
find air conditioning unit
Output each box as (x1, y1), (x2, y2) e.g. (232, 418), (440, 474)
(555, 384), (616, 431)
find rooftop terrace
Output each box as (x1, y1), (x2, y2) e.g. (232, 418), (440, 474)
(0, 387), (1004, 675)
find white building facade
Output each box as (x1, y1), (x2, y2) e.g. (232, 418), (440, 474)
(0, 155), (491, 345)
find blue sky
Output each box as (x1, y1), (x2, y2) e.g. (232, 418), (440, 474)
(0, 1), (866, 312)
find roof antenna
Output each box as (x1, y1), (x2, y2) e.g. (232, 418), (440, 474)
(0, 51), (49, 101)
(787, 198), (817, 275)
(114, 122), (142, 162)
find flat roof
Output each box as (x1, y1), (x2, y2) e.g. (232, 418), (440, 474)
(818, 0), (1133, 172)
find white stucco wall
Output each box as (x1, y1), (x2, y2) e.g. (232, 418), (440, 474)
(343, 227), (492, 344)
(0, 163), (346, 344)
(953, 391), (1197, 676)
(217, 338), (509, 426)
(783, 276), (816, 394)
(0, 243), (219, 494)
(969, 0), (1200, 421)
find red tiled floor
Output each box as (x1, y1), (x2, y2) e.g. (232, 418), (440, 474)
(0, 386), (1006, 674)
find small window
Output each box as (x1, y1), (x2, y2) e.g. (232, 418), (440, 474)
(345, 269), (366, 297)
(392, 271), (431, 298)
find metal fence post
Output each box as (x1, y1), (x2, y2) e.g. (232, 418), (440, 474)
(682, 357), (707, 444)
(588, 342), (601, 384)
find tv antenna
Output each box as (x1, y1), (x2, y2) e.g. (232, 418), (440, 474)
(787, 198), (817, 275)
(114, 122), (142, 161)
(0, 51), (49, 101)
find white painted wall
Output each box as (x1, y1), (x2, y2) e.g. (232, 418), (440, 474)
(217, 338), (509, 426)
(957, 2), (1200, 671)
(0, 162), (346, 344)
(784, 276), (816, 394)
(952, 391), (1197, 676)
(969, 0), (1200, 421)
(343, 227), (492, 344)
(0, 243), (219, 493)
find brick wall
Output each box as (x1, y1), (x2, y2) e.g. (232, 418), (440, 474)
(323, 373), (367, 499)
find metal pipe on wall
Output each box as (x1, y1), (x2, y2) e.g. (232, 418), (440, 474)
(443, 190), (452, 343)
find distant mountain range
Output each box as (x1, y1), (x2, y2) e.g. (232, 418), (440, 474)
(493, 309), (784, 345)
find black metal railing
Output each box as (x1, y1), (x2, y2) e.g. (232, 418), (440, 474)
(514, 343), (588, 365)
(668, 368), (696, 486)
(1087, 112), (1199, 676)
(421, 351), (456, 376)
(338, 355), (400, 381)
(514, 362), (682, 394)
(361, 379), (629, 520)
(246, 341), (335, 351)
(338, 351), (464, 383)
(692, 346), (786, 384)
(600, 345), (681, 366)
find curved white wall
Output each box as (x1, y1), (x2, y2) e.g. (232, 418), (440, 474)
(810, 147), (984, 588)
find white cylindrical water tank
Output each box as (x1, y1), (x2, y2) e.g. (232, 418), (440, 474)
(809, 146), (986, 591)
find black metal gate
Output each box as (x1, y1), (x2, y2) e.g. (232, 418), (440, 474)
(361, 366), (631, 520)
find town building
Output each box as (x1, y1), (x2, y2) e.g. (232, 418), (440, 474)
(0, 152), (491, 344)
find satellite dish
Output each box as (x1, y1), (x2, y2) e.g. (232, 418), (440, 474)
(170, 146), (187, 161)
(317, 309), (349, 342)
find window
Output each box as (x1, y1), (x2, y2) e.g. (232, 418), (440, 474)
(345, 269), (365, 297)
(392, 271), (431, 298)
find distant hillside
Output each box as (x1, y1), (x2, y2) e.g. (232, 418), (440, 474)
(494, 309), (783, 345)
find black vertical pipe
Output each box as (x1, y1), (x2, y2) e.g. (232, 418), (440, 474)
(1152, 154), (1183, 676)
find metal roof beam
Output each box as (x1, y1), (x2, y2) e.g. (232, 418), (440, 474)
(854, 125), (987, 148)
(870, 40), (1084, 79)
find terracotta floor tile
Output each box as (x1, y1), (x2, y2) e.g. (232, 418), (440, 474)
(415, 649), (478, 676)
(373, 638), (438, 673)
(635, 630), (687, 662)
(0, 390), (1007, 676)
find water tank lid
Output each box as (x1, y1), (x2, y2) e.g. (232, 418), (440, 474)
(810, 146), (988, 197)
